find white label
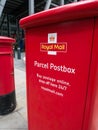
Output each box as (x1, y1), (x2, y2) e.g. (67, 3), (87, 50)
(48, 33), (57, 55)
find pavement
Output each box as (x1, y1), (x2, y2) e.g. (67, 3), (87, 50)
(0, 52), (28, 130)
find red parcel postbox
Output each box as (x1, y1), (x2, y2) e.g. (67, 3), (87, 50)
(0, 36), (16, 115)
(20, 0), (98, 130)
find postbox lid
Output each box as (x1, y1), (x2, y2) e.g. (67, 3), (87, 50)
(20, 0), (98, 29)
(0, 36), (16, 44)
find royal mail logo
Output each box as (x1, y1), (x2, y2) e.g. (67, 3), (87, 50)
(49, 36), (55, 42)
(40, 33), (67, 55)
(48, 33), (57, 43)
(40, 43), (67, 52)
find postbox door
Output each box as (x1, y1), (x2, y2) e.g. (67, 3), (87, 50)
(0, 47), (15, 95)
(26, 18), (94, 130)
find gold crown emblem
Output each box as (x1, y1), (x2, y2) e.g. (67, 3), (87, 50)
(49, 36), (55, 41)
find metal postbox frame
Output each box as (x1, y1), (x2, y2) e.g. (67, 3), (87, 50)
(20, 1), (98, 130)
(0, 36), (16, 115)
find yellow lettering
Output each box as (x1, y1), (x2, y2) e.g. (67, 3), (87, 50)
(54, 44), (65, 50)
(41, 44), (53, 51)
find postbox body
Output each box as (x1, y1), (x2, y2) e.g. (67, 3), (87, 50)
(0, 36), (16, 115)
(20, 1), (98, 130)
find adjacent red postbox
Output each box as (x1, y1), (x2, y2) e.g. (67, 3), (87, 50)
(0, 36), (16, 115)
(20, 0), (98, 130)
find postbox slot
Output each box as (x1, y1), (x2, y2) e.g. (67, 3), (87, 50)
(0, 52), (11, 55)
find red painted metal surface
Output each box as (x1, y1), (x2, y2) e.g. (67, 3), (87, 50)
(20, 1), (98, 130)
(88, 18), (98, 130)
(0, 36), (15, 95)
(20, 0), (98, 29)
(0, 36), (15, 44)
